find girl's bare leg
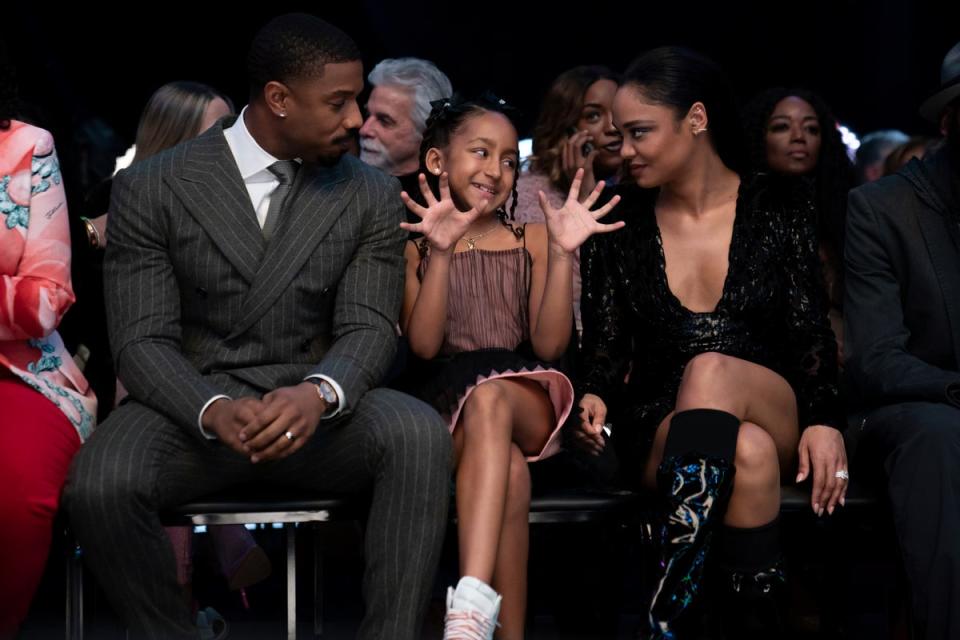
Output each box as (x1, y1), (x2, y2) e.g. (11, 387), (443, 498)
(453, 378), (553, 637)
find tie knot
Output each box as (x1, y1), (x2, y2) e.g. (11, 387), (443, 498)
(268, 160), (298, 185)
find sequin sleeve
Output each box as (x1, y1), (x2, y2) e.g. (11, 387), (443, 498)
(779, 200), (843, 429)
(578, 227), (632, 400)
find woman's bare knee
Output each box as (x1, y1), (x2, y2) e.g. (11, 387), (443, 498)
(683, 352), (730, 378)
(676, 352), (739, 412)
(735, 422), (779, 484)
(726, 423), (782, 525)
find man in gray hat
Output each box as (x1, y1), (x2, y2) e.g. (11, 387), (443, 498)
(845, 41), (960, 640)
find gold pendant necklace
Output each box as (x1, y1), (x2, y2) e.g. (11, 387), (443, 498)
(461, 220), (501, 250)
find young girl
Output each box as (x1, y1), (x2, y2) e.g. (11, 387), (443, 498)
(399, 94), (622, 638)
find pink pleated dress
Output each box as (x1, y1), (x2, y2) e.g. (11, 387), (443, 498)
(414, 232), (574, 462)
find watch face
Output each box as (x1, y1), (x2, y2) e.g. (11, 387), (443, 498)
(318, 381), (338, 405)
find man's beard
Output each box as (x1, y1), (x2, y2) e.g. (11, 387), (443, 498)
(360, 138), (411, 175)
(360, 138), (419, 176)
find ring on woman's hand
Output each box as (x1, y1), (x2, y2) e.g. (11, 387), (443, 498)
(284, 431), (296, 441)
(835, 469), (849, 481)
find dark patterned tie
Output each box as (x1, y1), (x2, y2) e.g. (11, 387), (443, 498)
(262, 160), (298, 240)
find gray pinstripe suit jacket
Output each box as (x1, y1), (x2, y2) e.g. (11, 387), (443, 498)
(103, 118), (407, 433)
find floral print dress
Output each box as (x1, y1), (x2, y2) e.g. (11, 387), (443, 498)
(1, 121), (96, 439)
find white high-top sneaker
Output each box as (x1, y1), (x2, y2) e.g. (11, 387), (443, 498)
(443, 576), (502, 640)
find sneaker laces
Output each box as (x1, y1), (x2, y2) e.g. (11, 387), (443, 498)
(443, 608), (500, 640)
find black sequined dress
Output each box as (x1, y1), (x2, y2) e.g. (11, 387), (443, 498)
(579, 177), (841, 481)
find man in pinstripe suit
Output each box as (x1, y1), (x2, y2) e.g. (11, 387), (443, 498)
(64, 15), (451, 639)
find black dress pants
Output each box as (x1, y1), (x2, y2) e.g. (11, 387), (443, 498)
(854, 401), (960, 640)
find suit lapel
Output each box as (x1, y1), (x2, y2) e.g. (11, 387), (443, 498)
(226, 160), (358, 340)
(166, 120), (265, 283)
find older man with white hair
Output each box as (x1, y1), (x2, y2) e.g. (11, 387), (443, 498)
(359, 58), (452, 187)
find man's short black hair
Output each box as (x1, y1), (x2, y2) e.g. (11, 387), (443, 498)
(247, 13), (361, 99)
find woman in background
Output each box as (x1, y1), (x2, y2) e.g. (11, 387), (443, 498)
(743, 88), (855, 356)
(514, 66), (622, 337)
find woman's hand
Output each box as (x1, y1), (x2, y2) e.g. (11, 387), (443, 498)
(571, 393), (608, 456)
(539, 168), (623, 255)
(400, 173), (481, 252)
(562, 129), (599, 198)
(796, 424), (848, 516)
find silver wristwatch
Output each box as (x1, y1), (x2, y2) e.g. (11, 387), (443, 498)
(311, 379), (339, 414)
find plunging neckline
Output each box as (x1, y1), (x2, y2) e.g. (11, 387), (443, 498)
(652, 193), (743, 316)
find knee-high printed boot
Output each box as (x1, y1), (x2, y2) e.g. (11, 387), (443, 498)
(646, 408), (740, 640)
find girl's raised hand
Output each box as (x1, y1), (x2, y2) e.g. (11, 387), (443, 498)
(539, 168), (624, 254)
(400, 172), (483, 252)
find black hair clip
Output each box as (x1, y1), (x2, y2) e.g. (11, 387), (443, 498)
(429, 97), (454, 114)
(477, 91), (520, 118)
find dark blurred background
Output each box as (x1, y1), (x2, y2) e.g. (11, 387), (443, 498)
(3, 0), (956, 213)
(8, 0), (956, 142)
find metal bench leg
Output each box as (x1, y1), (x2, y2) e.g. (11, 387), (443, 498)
(313, 526), (324, 637)
(66, 541), (83, 640)
(286, 523), (297, 640)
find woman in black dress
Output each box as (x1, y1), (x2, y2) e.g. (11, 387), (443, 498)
(573, 48), (847, 638)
